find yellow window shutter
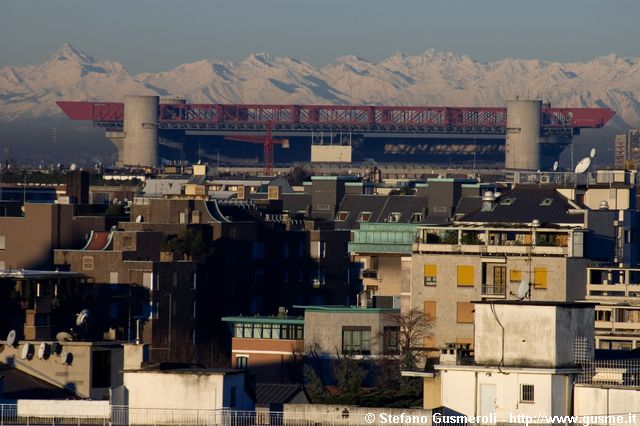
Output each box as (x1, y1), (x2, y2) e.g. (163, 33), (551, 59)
(424, 300), (436, 321)
(457, 265), (475, 287)
(534, 268), (547, 289)
(510, 270), (521, 282)
(424, 264), (437, 277)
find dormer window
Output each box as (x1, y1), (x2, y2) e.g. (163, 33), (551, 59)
(410, 212), (423, 223)
(539, 198), (554, 207)
(358, 211), (372, 222)
(336, 211), (349, 221)
(500, 197), (516, 206)
(388, 212), (401, 222)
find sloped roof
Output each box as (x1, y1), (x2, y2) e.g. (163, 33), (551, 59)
(0, 364), (78, 400)
(459, 187), (585, 225)
(255, 383), (308, 405)
(335, 194), (430, 230)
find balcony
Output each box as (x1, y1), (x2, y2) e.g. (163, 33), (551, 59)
(481, 284), (507, 298)
(414, 226), (575, 257)
(587, 267), (640, 300)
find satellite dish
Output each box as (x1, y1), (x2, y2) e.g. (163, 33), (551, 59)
(590, 148), (597, 159)
(21, 343), (34, 360)
(135, 214), (143, 223)
(553, 161), (559, 171)
(52, 342), (63, 356)
(69, 163), (77, 171)
(60, 351), (73, 365)
(516, 278), (530, 300)
(76, 309), (90, 327)
(6, 330), (17, 347)
(574, 157), (591, 174)
(37, 342), (49, 360)
(56, 331), (74, 342)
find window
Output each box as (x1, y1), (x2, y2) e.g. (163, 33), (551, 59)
(143, 272), (158, 291)
(423, 264), (437, 286)
(310, 241), (326, 259)
(192, 300), (197, 319)
(410, 212), (423, 223)
(191, 329), (196, 345)
(383, 326), (400, 355)
(236, 356), (248, 369)
(179, 211), (187, 224)
(456, 302), (474, 323)
(0, 235), (5, 250)
(387, 212), (401, 222)
(91, 351), (111, 388)
(510, 269), (522, 282)
(148, 301), (159, 320)
(342, 327), (371, 354)
(424, 301), (436, 322)
(82, 256), (94, 271)
(357, 211), (372, 222)
(252, 242), (265, 259)
(520, 384), (535, 403)
(493, 266), (506, 286)
(457, 265), (475, 287)
(109, 272), (118, 284)
(534, 267), (548, 289)
(500, 197), (516, 206)
(191, 272), (197, 289)
(336, 211), (349, 221)
(313, 268), (325, 287)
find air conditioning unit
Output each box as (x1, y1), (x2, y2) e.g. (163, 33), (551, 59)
(540, 175), (551, 184)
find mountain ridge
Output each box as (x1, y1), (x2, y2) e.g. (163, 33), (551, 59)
(1, 44), (638, 128)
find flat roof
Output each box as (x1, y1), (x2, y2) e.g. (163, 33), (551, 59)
(221, 316), (304, 325)
(0, 269), (83, 279)
(473, 300), (596, 308)
(294, 305), (399, 313)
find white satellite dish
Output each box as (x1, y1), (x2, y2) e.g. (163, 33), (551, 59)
(553, 161), (559, 171)
(574, 157), (591, 174)
(76, 309), (90, 327)
(21, 343), (34, 360)
(6, 330), (17, 347)
(135, 214), (143, 223)
(516, 278), (530, 300)
(37, 342), (49, 360)
(56, 331), (74, 342)
(590, 148), (597, 159)
(69, 163), (77, 171)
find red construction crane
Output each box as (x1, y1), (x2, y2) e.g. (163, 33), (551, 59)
(224, 121), (289, 176)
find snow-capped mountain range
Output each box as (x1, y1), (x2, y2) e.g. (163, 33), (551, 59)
(1, 44), (639, 128)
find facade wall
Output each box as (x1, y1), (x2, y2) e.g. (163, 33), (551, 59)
(0, 341), (122, 400)
(231, 337), (303, 383)
(440, 368), (569, 421)
(574, 386), (640, 419)
(0, 204), (109, 270)
(411, 253), (575, 348)
(474, 304), (593, 368)
(303, 310), (395, 357)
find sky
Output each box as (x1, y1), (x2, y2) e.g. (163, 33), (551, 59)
(1, 0), (639, 73)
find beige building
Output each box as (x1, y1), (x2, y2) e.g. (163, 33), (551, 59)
(411, 224), (592, 348)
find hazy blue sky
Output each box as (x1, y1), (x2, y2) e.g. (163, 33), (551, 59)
(1, 0), (639, 73)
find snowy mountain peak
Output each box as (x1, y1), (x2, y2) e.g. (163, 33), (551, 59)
(51, 43), (94, 64)
(0, 45), (638, 128)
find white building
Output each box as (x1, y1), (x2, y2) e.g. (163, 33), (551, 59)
(117, 367), (254, 421)
(436, 301), (593, 421)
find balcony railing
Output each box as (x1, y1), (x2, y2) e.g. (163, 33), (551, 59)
(481, 284), (507, 298)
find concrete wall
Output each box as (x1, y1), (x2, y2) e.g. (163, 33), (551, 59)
(505, 100), (541, 170)
(1, 341), (122, 399)
(122, 95), (158, 167)
(311, 145), (352, 163)
(123, 370), (253, 413)
(231, 337), (303, 383)
(0, 204), (107, 270)
(474, 304), (593, 368)
(303, 309), (395, 357)
(574, 385), (640, 419)
(283, 404), (432, 425)
(440, 368), (570, 421)
(17, 400), (110, 419)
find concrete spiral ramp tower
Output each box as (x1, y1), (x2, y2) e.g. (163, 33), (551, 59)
(109, 95), (159, 167)
(505, 99), (542, 170)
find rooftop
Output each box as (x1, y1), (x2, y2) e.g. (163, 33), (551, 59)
(294, 305), (399, 313)
(221, 316), (304, 325)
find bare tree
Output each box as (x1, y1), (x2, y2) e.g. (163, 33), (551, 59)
(384, 307), (433, 371)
